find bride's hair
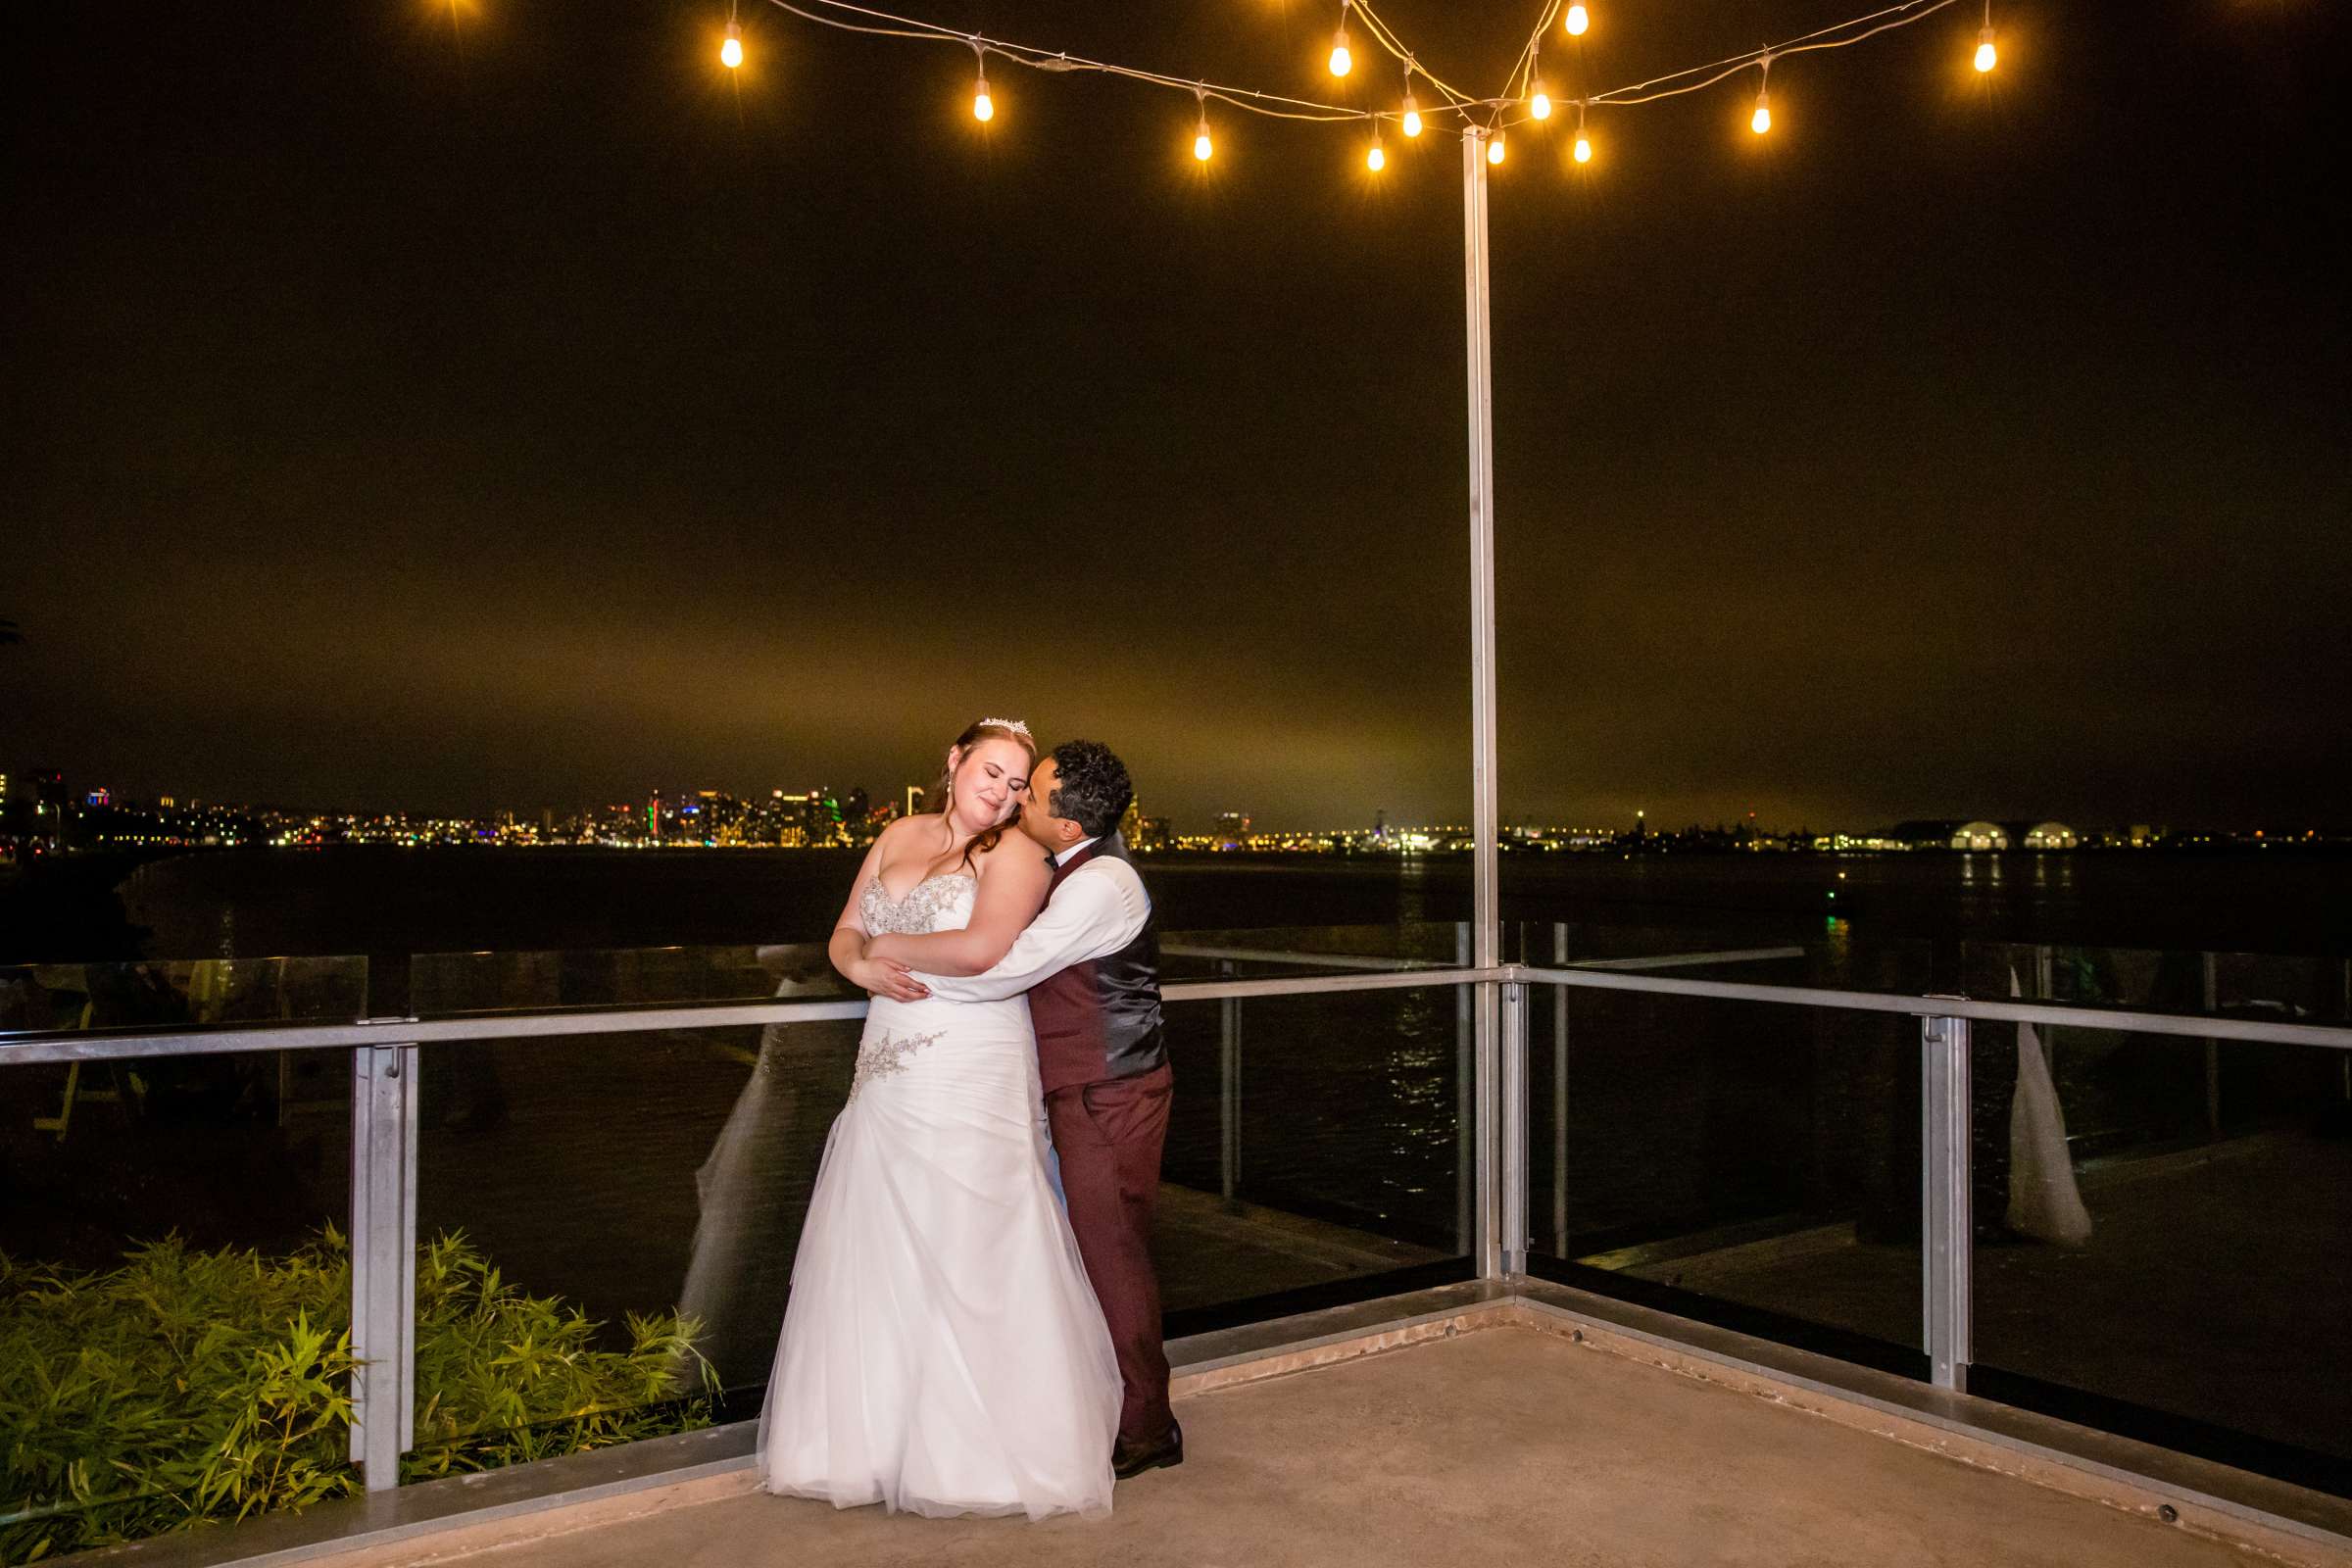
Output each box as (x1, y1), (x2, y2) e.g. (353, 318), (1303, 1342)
(933, 719), (1036, 869)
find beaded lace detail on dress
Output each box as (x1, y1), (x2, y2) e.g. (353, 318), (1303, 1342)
(858, 871), (977, 936)
(848, 872), (976, 1098)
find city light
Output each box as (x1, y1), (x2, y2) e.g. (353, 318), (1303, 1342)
(720, 19), (742, 70)
(1565, 4), (1590, 37)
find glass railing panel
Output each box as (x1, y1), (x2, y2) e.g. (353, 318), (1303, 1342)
(0, 956), (368, 1036)
(408, 942), (848, 1018)
(1968, 1023), (2352, 1493)
(1957, 942), (2350, 1153)
(406, 1018), (855, 1474)
(1157, 985), (1469, 1330)
(0, 1044), (355, 1558)
(1158, 921), (1469, 983)
(1524, 988), (1924, 1370)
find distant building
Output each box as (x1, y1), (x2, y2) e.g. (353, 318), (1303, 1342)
(1950, 821), (2008, 851)
(1212, 811), (1250, 851)
(2022, 821), (2079, 850)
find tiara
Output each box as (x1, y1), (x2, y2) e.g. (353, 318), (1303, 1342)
(977, 716), (1034, 745)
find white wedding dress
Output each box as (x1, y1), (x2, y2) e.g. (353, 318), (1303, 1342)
(756, 871), (1122, 1519)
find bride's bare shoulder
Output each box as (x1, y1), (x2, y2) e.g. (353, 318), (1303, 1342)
(972, 830), (1050, 879)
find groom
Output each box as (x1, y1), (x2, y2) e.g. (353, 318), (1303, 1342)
(866, 739), (1181, 1480)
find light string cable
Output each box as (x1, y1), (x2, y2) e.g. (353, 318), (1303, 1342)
(1583, 0), (1968, 111)
(761, 0), (1371, 123)
(760, 0), (1981, 139)
(1348, 0), (1486, 120)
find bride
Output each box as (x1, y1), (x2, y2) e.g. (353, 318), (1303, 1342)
(757, 718), (1121, 1519)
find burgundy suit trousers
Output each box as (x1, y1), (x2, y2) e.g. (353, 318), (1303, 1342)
(1046, 1060), (1174, 1445)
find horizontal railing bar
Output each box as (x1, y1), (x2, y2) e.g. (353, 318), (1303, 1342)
(7, 957), (2346, 1062)
(1569, 946), (1806, 971)
(0, 968), (1508, 1064)
(1161, 944), (1458, 971)
(0, 1000), (873, 1064)
(1515, 966), (2352, 1050)
(1166, 965), (1506, 1002)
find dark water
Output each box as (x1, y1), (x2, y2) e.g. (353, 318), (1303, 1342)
(7, 843), (2345, 963)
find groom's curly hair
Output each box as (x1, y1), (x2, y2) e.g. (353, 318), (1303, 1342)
(1048, 740), (1133, 838)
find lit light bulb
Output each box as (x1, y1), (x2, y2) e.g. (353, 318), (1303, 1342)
(1531, 80), (1552, 120)
(1330, 26), (1352, 77)
(1367, 136), (1386, 172)
(1194, 120), (1213, 162)
(1975, 26), (1996, 73)
(1401, 92), (1423, 137)
(720, 19), (743, 69)
(1573, 125), (1592, 163)
(1488, 132), (1505, 165)
(974, 76), (994, 121)
(1564, 4), (1590, 37)
(1752, 99), (1771, 134)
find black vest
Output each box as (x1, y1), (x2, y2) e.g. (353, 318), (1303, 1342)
(1027, 834), (1167, 1094)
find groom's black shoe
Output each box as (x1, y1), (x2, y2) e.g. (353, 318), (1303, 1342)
(1112, 1421), (1183, 1480)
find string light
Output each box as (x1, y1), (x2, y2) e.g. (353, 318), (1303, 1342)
(720, 4), (743, 70)
(744, 0), (1989, 184)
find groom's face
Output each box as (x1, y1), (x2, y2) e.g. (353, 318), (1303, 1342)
(1014, 758), (1085, 853)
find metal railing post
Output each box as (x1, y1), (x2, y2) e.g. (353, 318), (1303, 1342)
(1218, 960), (1241, 1204)
(1455, 924), (1476, 1259)
(1552, 922), (1570, 1258)
(1500, 978), (1528, 1276)
(1920, 1011), (1973, 1392)
(350, 1041), (420, 1488)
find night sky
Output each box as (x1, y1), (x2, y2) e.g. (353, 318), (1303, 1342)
(5, 1), (2346, 832)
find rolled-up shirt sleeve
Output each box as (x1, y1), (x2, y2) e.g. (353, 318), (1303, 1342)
(918, 862), (1148, 1003)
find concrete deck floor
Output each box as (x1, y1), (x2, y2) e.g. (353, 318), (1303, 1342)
(421, 1326), (2291, 1568)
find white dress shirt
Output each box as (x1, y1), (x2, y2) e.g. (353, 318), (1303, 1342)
(921, 840), (1151, 1003)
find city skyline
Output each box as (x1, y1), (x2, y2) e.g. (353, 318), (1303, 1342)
(5, 4), (2347, 831)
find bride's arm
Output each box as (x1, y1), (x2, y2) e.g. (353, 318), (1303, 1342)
(828, 828), (930, 1002)
(865, 841), (1050, 977)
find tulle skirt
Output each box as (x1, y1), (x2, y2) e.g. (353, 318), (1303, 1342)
(756, 994), (1121, 1520)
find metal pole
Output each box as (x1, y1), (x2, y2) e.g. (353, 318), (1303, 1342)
(1501, 979), (1528, 1275)
(1218, 960), (1241, 1204)
(1455, 923), (1475, 1256)
(1461, 125), (1502, 1280)
(1552, 921), (1570, 1257)
(1921, 1013), (1973, 1392)
(349, 1042), (419, 1488)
